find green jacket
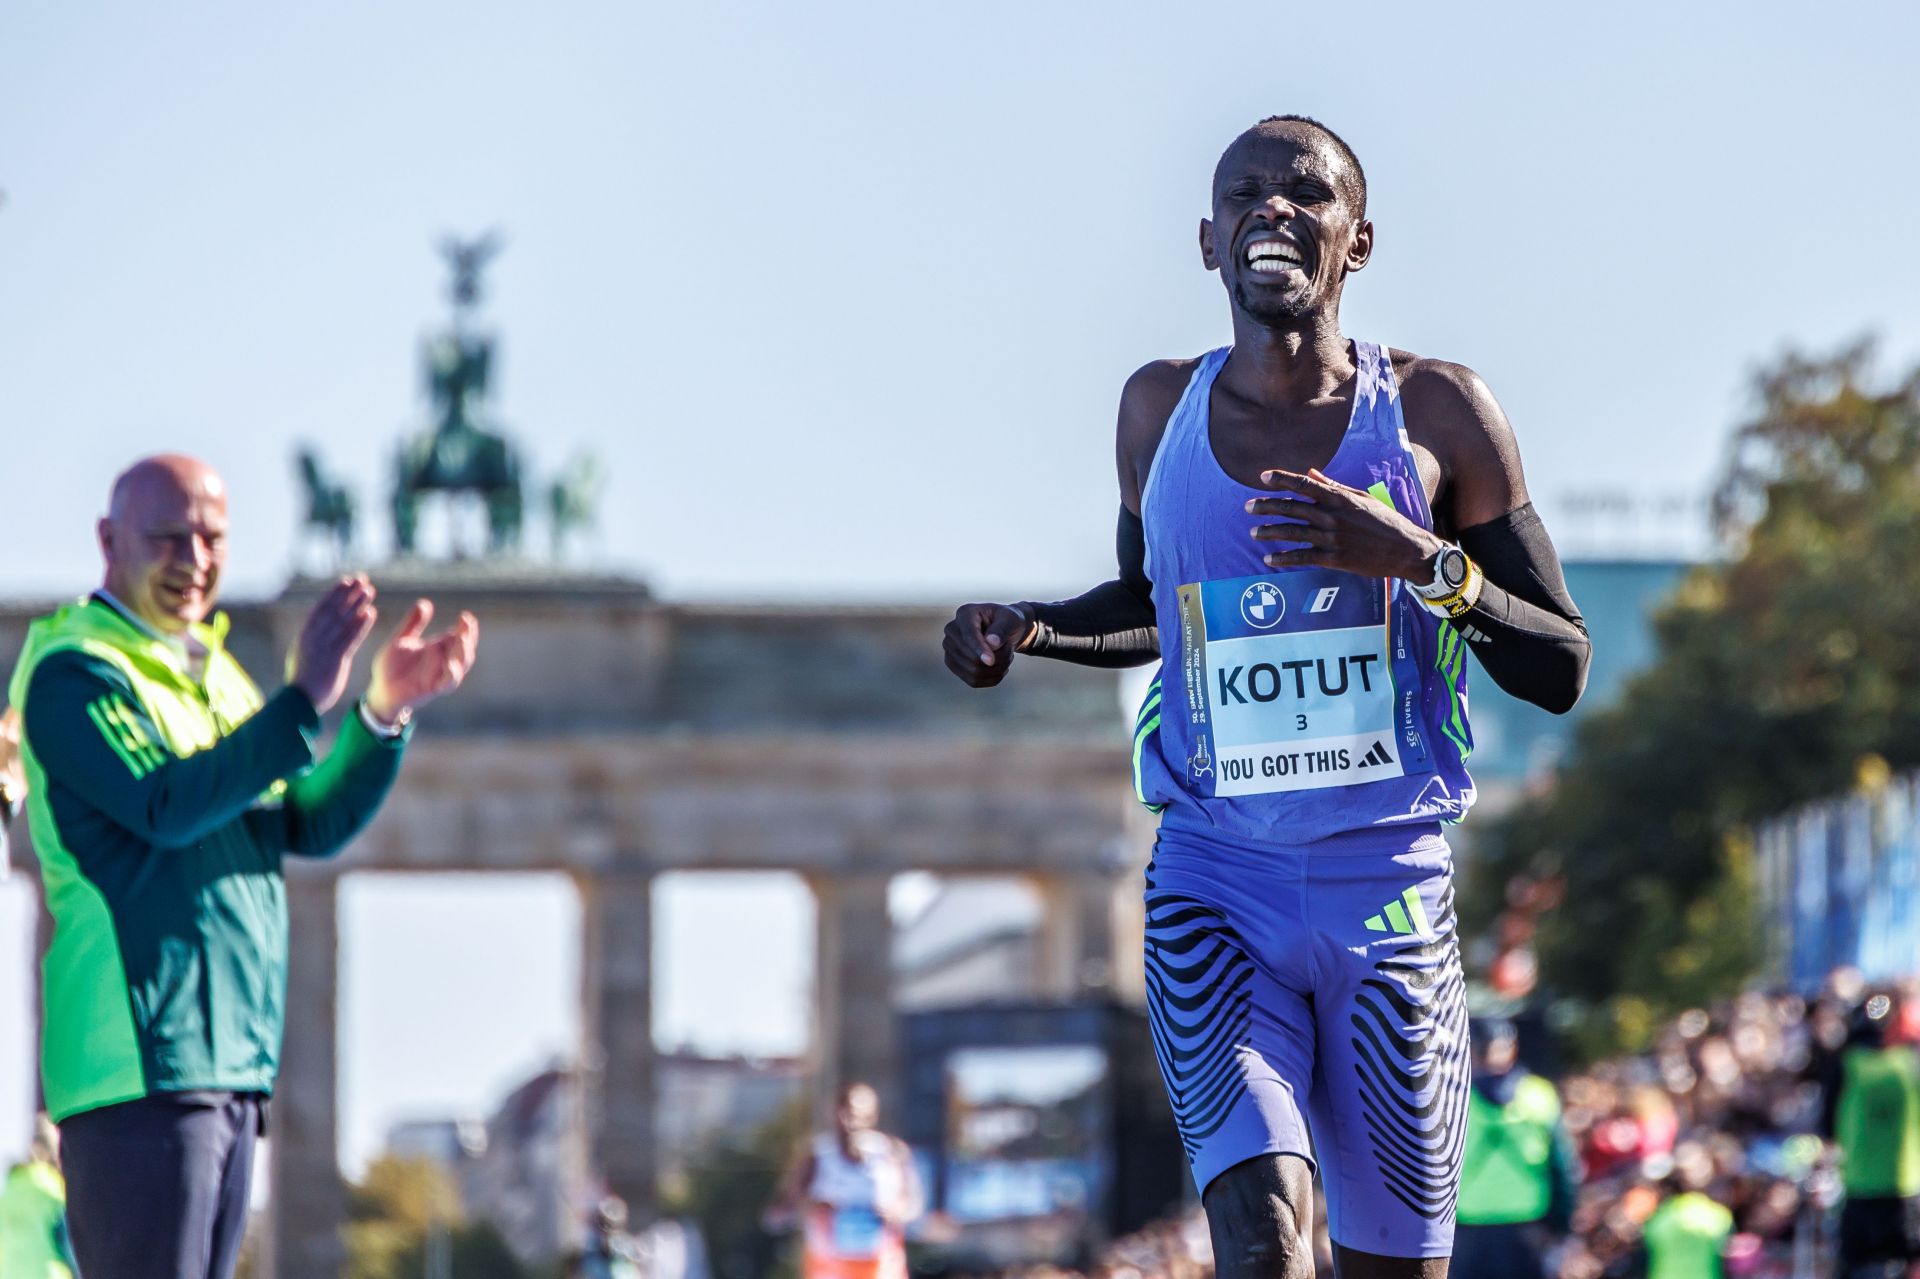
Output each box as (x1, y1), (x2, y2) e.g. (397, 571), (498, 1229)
(0, 1161), (74, 1278)
(10, 596), (407, 1121)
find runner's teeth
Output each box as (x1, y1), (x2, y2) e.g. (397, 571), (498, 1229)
(1250, 259), (1297, 274)
(1246, 243), (1303, 267)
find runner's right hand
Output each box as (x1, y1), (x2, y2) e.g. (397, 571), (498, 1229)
(943, 602), (1031, 688)
(289, 574), (379, 714)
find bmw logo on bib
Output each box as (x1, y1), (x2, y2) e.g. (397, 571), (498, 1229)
(1239, 581), (1286, 629)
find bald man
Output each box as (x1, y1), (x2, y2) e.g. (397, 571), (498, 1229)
(6, 455), (479, 1279)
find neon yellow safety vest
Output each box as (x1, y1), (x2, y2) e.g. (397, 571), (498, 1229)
(1456, 1074), (1560, 1226)
(1836, 1044), (1920, 1198)
(1643, 1191), (1731, 1279)
(0, 1161), (75, 1279)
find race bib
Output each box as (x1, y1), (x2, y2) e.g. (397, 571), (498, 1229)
(830, 1206), (885, 1258)
(1175, 568), (1424, 796)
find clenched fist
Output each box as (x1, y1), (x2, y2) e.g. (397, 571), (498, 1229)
(942, 602), (1033, 688)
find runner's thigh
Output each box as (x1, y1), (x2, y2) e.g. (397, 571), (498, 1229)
(1144, 851), (1318, 1197)
(1305, 837), (1468, 1260)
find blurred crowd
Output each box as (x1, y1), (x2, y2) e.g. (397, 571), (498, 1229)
(949, 966), (1917, 1279)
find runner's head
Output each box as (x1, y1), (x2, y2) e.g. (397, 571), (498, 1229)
(1200, 116), (1372, 328)
(837, 1081), (880, 1136)
(98, 453), (229, 634)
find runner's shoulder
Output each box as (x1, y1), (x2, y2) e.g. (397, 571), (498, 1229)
(1117, 357), (1198, 449)
(1388, 350), (1516, 445)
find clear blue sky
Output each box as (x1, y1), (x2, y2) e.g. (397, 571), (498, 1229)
(6, 0), (1920, 1168)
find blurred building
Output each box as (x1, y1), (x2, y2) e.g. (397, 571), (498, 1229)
(653, 1050), (805, 1182)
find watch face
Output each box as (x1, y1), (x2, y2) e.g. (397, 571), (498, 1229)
(1441, 549), (1468, 590)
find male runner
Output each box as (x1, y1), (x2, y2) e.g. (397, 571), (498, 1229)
(943, 117), (1588, 1278)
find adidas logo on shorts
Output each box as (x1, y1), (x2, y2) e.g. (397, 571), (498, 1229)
(1364, 886), (1432, 937)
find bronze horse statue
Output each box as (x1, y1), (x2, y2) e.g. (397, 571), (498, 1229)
(391, 234), (525, 556)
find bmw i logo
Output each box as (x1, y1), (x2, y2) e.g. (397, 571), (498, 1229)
(1239, 581), (1285, 629)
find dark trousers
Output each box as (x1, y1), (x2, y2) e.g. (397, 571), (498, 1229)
(1451, 1221), (1552, 1278)
(60, 1092), (265, 1279)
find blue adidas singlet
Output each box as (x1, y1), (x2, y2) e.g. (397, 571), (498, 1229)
(1132, 341), (1475, 845)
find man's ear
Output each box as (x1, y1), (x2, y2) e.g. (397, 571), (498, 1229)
(1199, 218), (1220, 272)
(1345, 218), (1374, 275)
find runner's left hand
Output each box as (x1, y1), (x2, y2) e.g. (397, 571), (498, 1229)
(366, 599), (480, 721)
(1247, 467), (1444, 582)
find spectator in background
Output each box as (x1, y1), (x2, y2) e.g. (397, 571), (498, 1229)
(1828, 992), (1920, 1277)
(0, 707), (22, 875)
(766, 1082), (923, 1279)
(1641, 1146), (1734, 1279)
(0, 1115), (77, 1279)
(1453, 1016), (1580, 1278)
(567, 1196), (643, 1279)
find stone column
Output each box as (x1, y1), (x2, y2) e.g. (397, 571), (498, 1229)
(810, 874), (897, 1123)
(1032, 874), (1117, 1001)
(579, 871), (656, 1222)
(271, 872), (344, 1279)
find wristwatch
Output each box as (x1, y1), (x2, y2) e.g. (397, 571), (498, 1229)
(1413, 545), (1470, 598)
(1409, 543), (1480, 617)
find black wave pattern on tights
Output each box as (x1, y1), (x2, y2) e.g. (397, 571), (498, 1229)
(1347, 885), (1470, 1222)
(1142, 877), (1255, 1163)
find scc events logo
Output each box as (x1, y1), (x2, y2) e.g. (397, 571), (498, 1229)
(1239, 581), (1285, 629)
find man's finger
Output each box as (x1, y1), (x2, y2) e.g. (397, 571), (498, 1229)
(1262, 548), (1325, 569)
(1243, 498), (1328, 524)
(1251, 523), (1333, 546)
(1259, 467), (1327, 493)
(394, 599), (433, 644)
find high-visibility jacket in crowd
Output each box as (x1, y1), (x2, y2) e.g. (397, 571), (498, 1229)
(10, 595), (407, 1122)
(0, 1161), (76, 1278)
(1457, 1072), (1562, 1226)
(1836, 1042), (1920, 1198)
(1643, 1191), (1732, 1279)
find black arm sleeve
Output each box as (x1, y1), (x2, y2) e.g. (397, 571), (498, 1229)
(1454, 503), (1591, 715)
(1018, 506), (1161, 668)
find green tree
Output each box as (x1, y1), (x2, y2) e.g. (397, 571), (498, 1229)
(344, 1154), (531, 1279)
(1471, 341), (1920, 1054)
(661, 1095), (810, 1279)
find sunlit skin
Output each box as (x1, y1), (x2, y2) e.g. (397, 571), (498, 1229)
(98, 455), (229, 635)
(96, 454), (479, 718)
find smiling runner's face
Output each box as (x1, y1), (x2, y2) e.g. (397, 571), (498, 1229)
(1201, 125), (1369, 329)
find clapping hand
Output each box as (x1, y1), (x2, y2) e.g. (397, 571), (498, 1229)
(290, 575), (380, 715)
(365, 600), (480, 723)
